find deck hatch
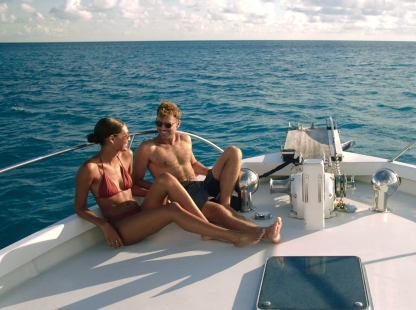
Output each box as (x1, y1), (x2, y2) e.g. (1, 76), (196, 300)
(257, 256), (370, 310)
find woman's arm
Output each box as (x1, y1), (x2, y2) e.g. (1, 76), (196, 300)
(74, 163), (123, 247)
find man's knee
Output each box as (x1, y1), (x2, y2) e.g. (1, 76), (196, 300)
(225, 145), (242, 160)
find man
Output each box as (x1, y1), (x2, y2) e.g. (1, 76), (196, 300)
(133, 100), (281, 243)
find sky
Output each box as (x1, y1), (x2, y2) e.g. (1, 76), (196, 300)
(0, 0), (415, 42)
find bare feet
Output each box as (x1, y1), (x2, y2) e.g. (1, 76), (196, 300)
(263, 217), (282, 244)
(232, 229), (265, 247)
(201, 235), (215, 241)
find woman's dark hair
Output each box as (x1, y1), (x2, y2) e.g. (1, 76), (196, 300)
(87, 118), (125, 145)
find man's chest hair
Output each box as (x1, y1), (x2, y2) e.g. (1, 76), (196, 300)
(152, 143), (192, 166)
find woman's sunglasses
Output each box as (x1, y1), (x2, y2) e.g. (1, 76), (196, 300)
(112, 132), (130, 140)
(155, 120), (177, 128)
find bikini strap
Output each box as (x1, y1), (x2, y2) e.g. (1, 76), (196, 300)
(99, 154), (106, 174)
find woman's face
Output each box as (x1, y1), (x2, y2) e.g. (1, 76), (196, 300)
(112, 125), (130, 151)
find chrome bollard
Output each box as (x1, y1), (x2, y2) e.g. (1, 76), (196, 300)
(237, 168), (259, 212)
(371, 168), (400, 212)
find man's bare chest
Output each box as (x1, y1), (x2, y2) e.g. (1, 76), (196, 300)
(151, 145), (191, 168)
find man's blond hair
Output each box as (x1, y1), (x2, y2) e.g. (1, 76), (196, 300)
(157, 100), (182, 119)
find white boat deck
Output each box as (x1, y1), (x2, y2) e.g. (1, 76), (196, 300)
(1, 175), (416, 310)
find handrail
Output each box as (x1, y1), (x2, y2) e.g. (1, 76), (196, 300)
(0, 130), (223, 175)
(389, 140), (416, 162)
(0, 143), (94, 174)
(128, 130), (224, 153)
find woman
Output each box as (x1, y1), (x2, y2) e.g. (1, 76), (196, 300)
(74, 118), (264, 248)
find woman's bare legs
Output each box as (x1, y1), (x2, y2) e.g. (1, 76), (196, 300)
(140, 173), (207, 221)
(113, 202), (264, 247)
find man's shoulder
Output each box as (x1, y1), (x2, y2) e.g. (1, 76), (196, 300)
(176, 132), (191, 143)
(137, 137), (157, 149)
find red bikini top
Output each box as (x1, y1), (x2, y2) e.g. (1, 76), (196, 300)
(97, 155), (133, 198)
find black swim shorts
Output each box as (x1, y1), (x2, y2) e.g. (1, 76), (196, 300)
(182, 169), (220, 210)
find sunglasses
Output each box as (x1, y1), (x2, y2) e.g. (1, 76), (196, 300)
(113, 132), (130, 140)
(155, 120), (177, 128)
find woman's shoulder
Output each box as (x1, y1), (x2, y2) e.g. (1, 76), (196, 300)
(119, 149), (133, 160)
(78, 155), (100, 174)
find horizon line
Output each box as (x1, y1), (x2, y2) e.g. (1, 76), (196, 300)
(1, 39), (416, 44)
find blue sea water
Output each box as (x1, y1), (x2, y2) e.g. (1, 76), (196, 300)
(0, 40), (415, 250)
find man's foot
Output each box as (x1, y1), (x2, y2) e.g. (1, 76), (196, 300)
(201, 235), (215, 241)
(263, 217), (282, 244)
(232, 229), (265, 247)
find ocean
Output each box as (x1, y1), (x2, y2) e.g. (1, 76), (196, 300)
(1, 40), (415, 250)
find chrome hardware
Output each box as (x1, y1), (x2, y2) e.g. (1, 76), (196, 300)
(262, 301), (271, 307)
(389, 140), (416, 162)
(253, 212), (272, 220)
(341, 140), (356, 151)
(237, 168), (259, 212)
(318, 174), (322, 203)
(269, 177), (291, 194)
(303, 174), (309, 203)
(371, 168), (400, 212)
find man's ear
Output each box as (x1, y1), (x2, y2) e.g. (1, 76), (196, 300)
(177, 120), (181, 128)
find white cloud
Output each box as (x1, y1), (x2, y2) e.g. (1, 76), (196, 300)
(0, 0), (415, 42)
(21, 3), (36, 13)
(278, 0), (416, 37)
(119, 0), (147, 19)
(0, 3), (8, 14)
(88, 0), (118, 12)
(0, 3), (17, 23)
(36, 12), (45, 20)
(50, 0), (93, 20)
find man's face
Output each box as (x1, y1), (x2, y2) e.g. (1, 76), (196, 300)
(155, 114), (180, 139)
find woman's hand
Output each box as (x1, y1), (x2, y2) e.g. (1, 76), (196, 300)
(101, 222), (124, 248)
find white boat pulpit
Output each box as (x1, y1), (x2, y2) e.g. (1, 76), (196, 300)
(270, 117), (357, 230)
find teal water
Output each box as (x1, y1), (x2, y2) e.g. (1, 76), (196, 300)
(1, 41), (415, 249)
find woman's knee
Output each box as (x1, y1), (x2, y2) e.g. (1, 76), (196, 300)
(165, 201), (183, 214)
(154, 172), (178, 189)
(202, 201), (230, 221)
(157, 172), (177, 185)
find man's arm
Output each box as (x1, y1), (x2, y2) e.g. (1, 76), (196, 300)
(132, 142), (153, 195)
(187, 135), (210, 176)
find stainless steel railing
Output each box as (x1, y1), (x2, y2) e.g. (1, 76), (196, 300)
(0, 131), (223, 175)
(389, 140), (416, 162)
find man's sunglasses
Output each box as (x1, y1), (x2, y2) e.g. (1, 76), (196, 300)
(155, 120), (177, 128)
